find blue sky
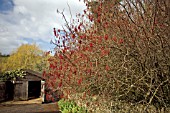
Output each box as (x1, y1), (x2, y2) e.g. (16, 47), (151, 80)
(0, 0), (86, 54)
(0, 0), (14, 14)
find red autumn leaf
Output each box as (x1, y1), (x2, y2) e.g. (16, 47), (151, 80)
(72, 34), (75, 39)
(78, 78), (83, 85)
(58, 81), (62, 87)
(60, 94), (64, 98)
(67, 76), (70, 82)
(79, 40), (82, 44)
(74, 69), (77, 74)
(57, 74), (61, 78)
(46, 94), (50, 101)
(105, 65), (110, 71)
(104, 34), (108, 40)
(74, 27), (78, 32)
(119, 38), (124, 44)
(101, 49), (110, 57)
(50, 63), (54, 69)
(62, 49), (66, 53)
(97, 12), (101, 17)
(51, 82), (54, 87)
(98, 38), (102, 44)
(112, 37), (117, 42)
(89, 43), (93, 47)
(87, 69), (91, 74)
(78, 25), (81, 30)
(70, 50), (74, 55)
(97, 18), (101, 23)
(59, 66), (62, 70)
(59, 54), (63, 59)
(90, 62), (93, 67)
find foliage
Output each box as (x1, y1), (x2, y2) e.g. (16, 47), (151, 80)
(58, 99), (88, 113)
(0, 52), (10, 57)
(0, 69), (26, 81)
(1, 44), (48, 72)
(45, 0), (170, 112)
(0, 55), (9, 72)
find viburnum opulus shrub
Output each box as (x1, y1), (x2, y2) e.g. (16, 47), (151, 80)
(44, 0), (170, 112)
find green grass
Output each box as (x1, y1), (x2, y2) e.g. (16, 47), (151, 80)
(58, 99), (88, 113)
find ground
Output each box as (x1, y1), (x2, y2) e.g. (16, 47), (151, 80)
(0, 98), (61, 113)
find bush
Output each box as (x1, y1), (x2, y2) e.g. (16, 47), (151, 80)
(58, 99), (88, 113)
(45, 0), (170, 112)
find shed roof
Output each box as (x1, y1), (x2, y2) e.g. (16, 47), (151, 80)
(17, 69), (45, 81)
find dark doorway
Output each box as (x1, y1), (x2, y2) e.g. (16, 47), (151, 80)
(28, 81), (41, 99)
(5, 81), (14, 100)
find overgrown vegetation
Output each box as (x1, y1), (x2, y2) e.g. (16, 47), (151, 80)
(0, 44), (49, 73)
(58, 99), (88, 113)
(0, 69), (26, 81)
(44, 0), (170, 112)
(0, 53), (9, 73)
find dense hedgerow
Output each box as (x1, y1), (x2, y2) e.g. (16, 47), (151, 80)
(44, 0), (170, 112)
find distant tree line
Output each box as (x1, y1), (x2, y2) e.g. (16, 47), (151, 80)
(0, 52), (10, 57)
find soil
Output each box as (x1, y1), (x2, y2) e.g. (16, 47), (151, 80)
(0, 98), (61, 113)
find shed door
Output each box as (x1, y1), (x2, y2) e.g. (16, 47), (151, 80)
(14, 81), (27, 100)
(5, 81), (14, 100)
(28, 81), (41, 99)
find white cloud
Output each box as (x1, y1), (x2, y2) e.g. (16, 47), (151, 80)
(0, 0), (86, 54)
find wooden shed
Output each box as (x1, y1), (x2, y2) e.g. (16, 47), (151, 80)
(13, 69), (45, 101)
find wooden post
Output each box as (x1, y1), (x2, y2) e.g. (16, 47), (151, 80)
(41, 80), (45, 103)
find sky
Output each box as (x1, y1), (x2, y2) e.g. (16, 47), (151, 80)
(0, 0), (86, 55)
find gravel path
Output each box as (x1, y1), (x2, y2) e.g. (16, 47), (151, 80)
(0, 98), (61, 113)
